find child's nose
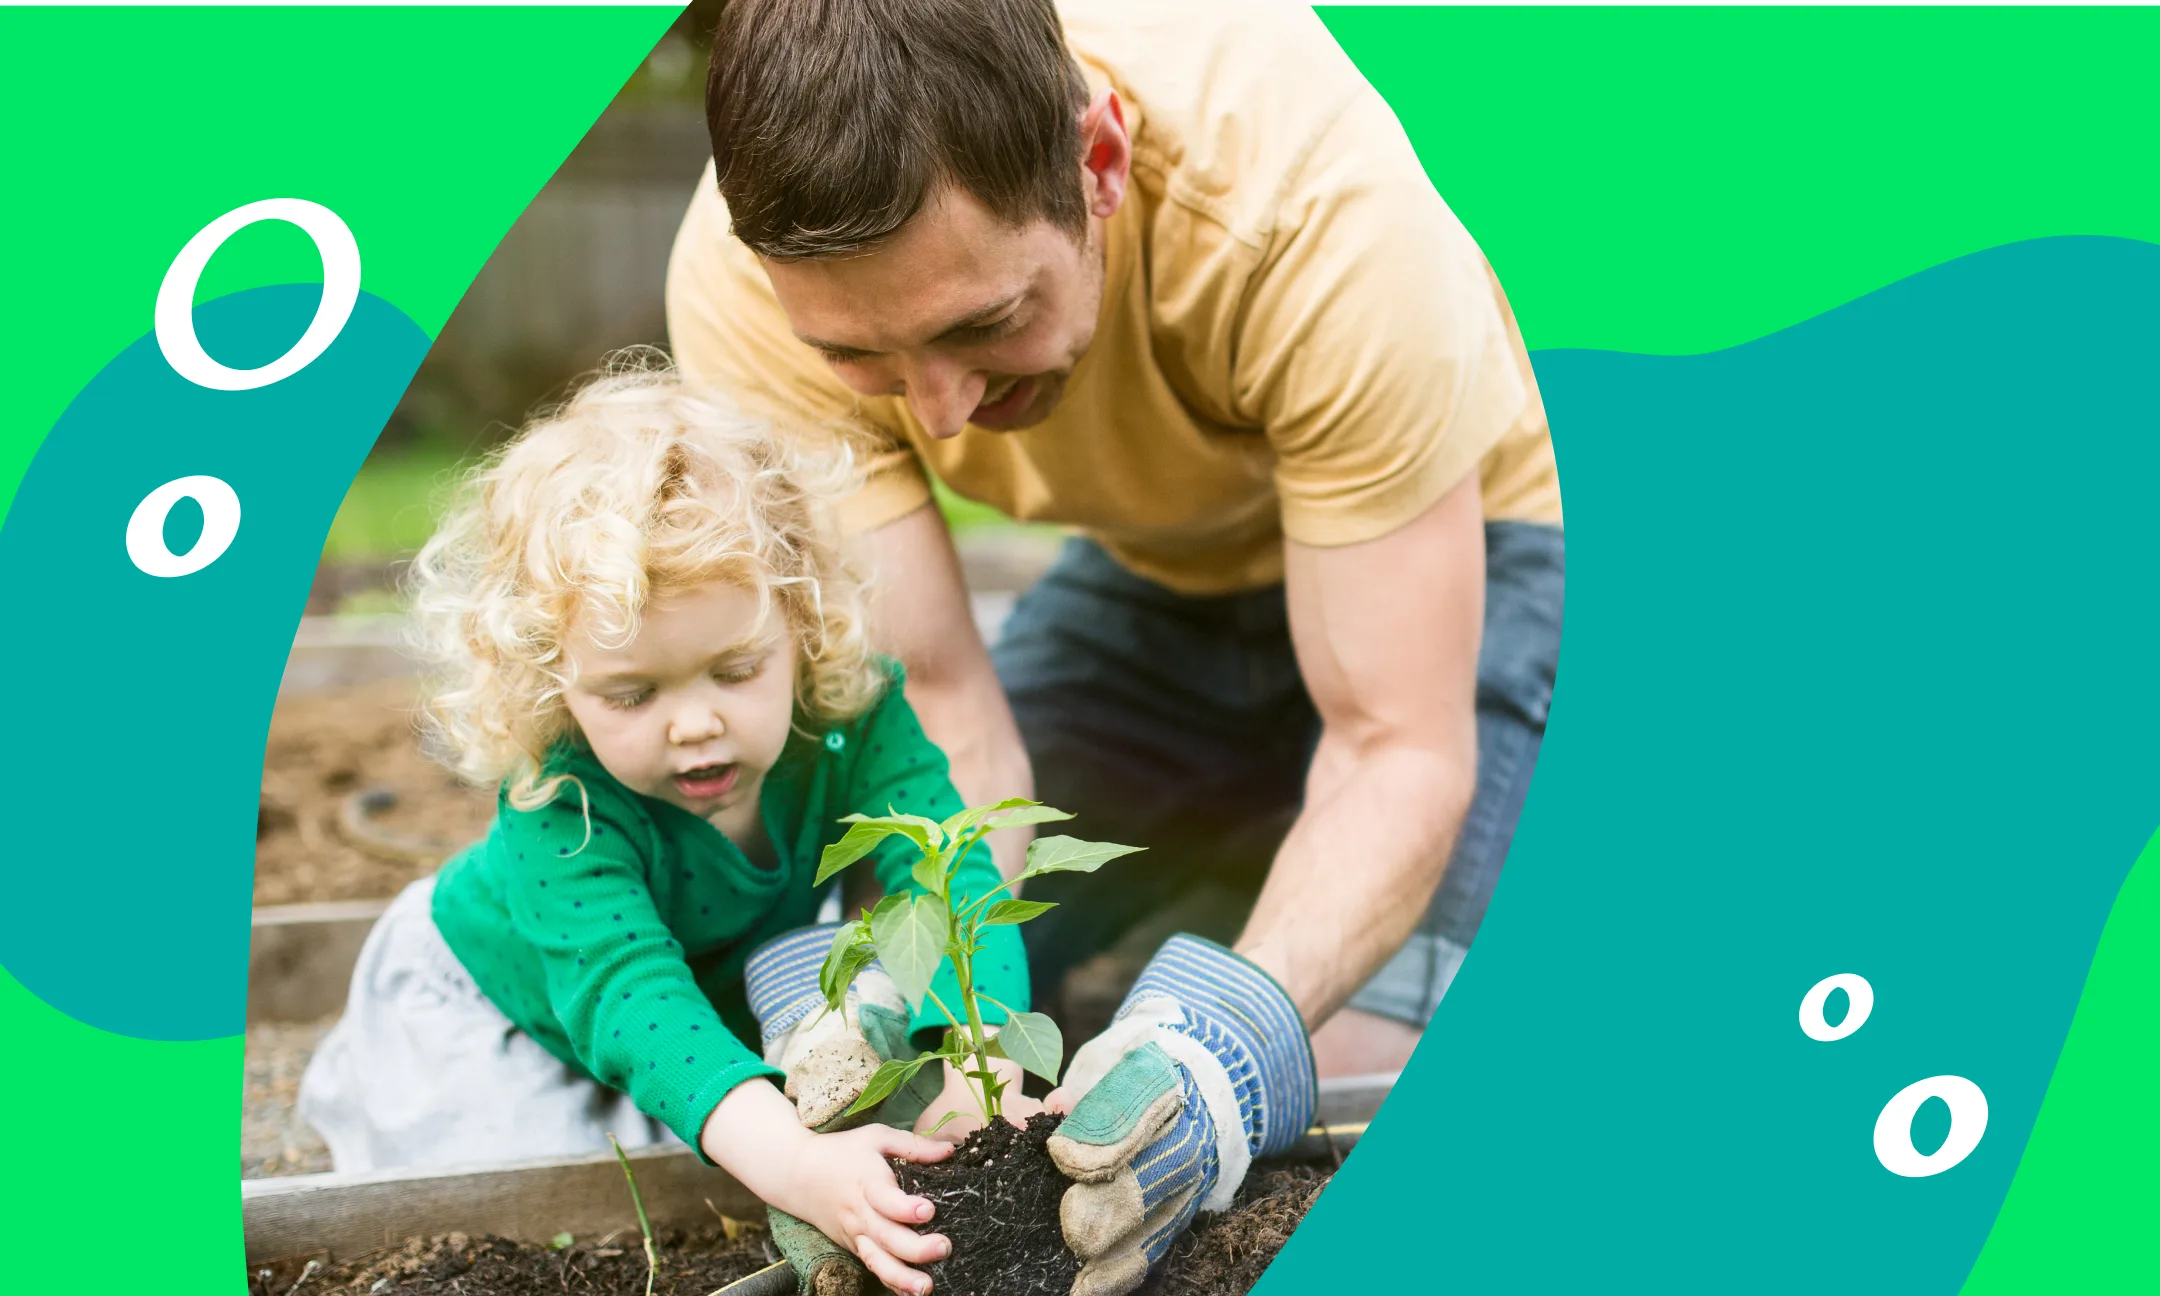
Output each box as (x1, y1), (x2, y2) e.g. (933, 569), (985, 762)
(668, 702), (726, 745)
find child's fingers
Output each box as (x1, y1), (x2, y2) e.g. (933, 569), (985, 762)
(1042, 1086), (1074, 1115)
(867, 1179), (936, 1226)
(856, 1231), (941, 1295)
(868, 1127), (956, 1164)
(861, 1211), (948, 1268)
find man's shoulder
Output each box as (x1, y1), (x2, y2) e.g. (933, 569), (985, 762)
(1061, 0), (1386, 245)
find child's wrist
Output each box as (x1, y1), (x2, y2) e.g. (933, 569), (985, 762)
(698, 1077), (813, 1200)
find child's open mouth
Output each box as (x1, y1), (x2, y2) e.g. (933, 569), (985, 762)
(673, 763), (739, 800)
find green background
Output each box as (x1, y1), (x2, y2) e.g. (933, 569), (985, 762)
(0, 4), (2153, 1292)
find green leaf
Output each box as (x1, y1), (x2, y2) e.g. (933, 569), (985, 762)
(1021, 835), (1146, 880)
(910, 848), (948, 900)
(843, 1054), (938, 1118)
(923, 1110), (962, 1137)
(818, 920), (875, 1011)
(982, 898), (1057, 926)
(940, 797), (1040, 839)
(817, 820), (913, 885)
(881, 810), (946, 849)
(548, 1233), (574, 1251)
(981, 804), (1076, 830)
(871, 894), (949, 1010)
(998, 1010), (1064, 1084)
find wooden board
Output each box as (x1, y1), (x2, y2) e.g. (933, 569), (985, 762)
(242, 1075), (1394, 1265)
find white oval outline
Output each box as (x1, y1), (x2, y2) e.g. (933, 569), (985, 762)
(154, 198), (361, 391)
(127, 475), (242, 577)
(1798, 972), (1875, 1042)
(1874, 1074), (1989, 1177)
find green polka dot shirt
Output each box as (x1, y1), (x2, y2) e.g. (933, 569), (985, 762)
(429, 662), (1030, 1158)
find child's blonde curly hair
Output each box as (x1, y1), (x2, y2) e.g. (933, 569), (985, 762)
(409, 356), (883, 810)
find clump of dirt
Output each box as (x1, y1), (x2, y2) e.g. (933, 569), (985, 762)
(891, 1113), (1078, 1296)
(257, 1225), (774, 1296)
(1142, 1163), (1328, 1296)
(257, 677), (495, 906)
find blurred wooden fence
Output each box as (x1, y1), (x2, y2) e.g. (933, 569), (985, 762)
(401, 104), (713, 437)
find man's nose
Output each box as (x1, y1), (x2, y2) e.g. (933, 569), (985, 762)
(902, 355), (987, 440)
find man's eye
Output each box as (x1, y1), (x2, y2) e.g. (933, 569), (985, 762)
(951, 316), (1019, 347)
(602, 689), (652, 711)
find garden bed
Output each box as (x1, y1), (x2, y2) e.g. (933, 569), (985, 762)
(254, 1157), (1331, 1296)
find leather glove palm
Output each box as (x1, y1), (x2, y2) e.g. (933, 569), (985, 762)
(1047, 935), (1316, 1296)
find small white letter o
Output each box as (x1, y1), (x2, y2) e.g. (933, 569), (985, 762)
(1874, 1075), (1988, 1178)
(127, 475), (242, 578)
(155, 198), (361, 391)
(1799, 973), (1875, 1042)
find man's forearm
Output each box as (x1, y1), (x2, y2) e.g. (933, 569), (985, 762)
(1235, 734), (1475, 1028)
(905, 662), (1036, 882)
(866, 504), (1037, 883)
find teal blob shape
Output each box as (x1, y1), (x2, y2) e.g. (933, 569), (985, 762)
(1260, 237), (2160, 1294)
(0, 284), (429, 1041)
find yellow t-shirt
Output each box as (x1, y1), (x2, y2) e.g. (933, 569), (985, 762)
(666, 0), (1559, 595)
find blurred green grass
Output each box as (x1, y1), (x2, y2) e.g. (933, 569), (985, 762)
(321, 445), (1053, 569)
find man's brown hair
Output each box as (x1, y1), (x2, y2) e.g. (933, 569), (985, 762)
(705, 0), (1091, 259)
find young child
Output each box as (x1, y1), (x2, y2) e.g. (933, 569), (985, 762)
(298, 363), (1030, 1294)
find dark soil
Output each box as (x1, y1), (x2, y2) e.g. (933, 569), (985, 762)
(246, 1153), (1328, 1296)
(1141, 1163), (1329, 1296)
(256, 1224), (775, 1296)
(891, 1112), (1078, 1296)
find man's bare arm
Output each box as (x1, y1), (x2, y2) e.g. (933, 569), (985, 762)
(1236, 475), (1486, 1027)
(861, 503), (1037, 882)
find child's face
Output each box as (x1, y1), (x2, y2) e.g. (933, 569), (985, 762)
(562, 579), (800, 830)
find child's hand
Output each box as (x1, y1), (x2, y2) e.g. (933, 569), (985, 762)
(702, 1080), (955, 1294)
(773, 1123), (955, 1294)
(912, 1056), (1041, 1145)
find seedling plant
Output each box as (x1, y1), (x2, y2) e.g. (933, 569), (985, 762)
(813, 799), (1142, 1126)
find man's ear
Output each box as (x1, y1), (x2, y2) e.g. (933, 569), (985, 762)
(1079, 88), (1131, 220)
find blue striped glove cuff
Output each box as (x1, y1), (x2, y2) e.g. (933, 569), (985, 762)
(1123, 934), (1318, 1161)
(743, 923), (842, 1049)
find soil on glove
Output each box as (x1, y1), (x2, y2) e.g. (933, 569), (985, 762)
(1141, 1162), (1328, 1296)
(255, 1225), (776, 1296)
(256, 677), (495, 906)
(891, 1112), (1079, 1296)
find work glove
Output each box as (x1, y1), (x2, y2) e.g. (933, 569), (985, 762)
(744, 922), (941, 1130)
(745, 924), (943, 1296)
(1048, 935), (1317, 1296)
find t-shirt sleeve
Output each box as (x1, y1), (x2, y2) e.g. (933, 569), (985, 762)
(1231, 92), (1536, 548)
(497, 775), (780, 1159)
(839, 679), (1032, 1042)
(664, 165), (936, 534)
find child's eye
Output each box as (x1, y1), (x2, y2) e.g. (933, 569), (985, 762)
(602, 689), (652, 711)
(713, 657), (765, 686)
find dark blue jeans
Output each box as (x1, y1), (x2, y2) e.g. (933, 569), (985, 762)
(992, 522), (1564, 1027)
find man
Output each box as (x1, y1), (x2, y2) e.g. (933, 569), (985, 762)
(667, 1), (1562, 1291)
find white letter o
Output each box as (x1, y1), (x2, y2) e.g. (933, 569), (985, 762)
(154, 198), (361, 391)
(1799, 973), (1875, 1042)
(1874, 1075), (1989, 1178)
(127, 475), (242, 578)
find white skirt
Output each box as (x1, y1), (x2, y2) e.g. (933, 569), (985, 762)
(298, 876), (676, 1174)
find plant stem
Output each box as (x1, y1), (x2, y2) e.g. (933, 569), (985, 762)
(956, 875), (1020, 925)
(952, 945), (1001, 1124)
(607, 1133), (658, 1296)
